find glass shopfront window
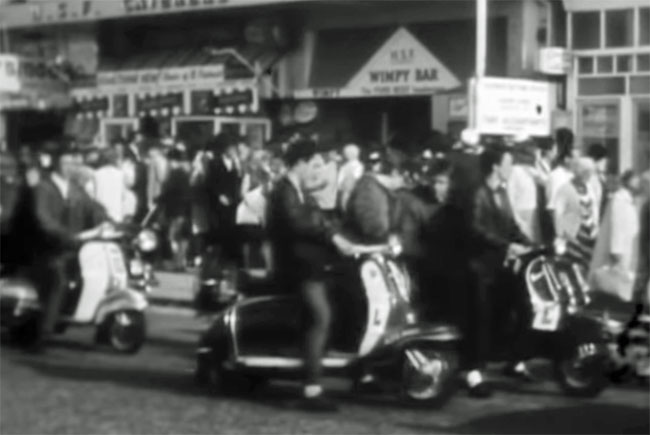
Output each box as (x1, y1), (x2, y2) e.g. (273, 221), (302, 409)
(640, 8), (650, 46)
(572, 12), (600, 49)
(579, 101), (620, 172)
(605, 9), (634, 48)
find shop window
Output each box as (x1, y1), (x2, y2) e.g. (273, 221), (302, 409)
(640, 8), (650, 46)
(633, 99), (650, 173)
(572, 12), (600, 49)
(630, 75), (650, 94)
(616, 55), (632, 73)
(638, 54), (650, 72)
(578, 57), (594, 74)
(605, 9), (634, 47)
(578, 77), (626, 95)
(597, 56), (613, 73)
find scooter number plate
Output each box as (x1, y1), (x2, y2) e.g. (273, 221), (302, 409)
(532, 303), (561, 331)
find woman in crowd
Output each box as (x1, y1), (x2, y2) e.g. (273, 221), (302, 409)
(507, 139), (542, 244)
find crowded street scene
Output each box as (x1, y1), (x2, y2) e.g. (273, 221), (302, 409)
(0, 0), (649, 433)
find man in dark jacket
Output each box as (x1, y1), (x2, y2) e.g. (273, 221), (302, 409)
(267, 139), (356, 412)
(34, 145), (106, 345)
(467, 144), (531, 396)
(205, 133), (242, 266)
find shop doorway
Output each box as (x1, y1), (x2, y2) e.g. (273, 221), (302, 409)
(173, 117), (217, 157)
(578, 99), (620, 173)
(215, 117), (271, 149)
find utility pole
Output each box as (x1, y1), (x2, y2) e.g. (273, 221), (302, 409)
(470, 0), (488, 131)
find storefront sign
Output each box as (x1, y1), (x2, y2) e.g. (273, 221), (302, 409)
(475, 77), (552, 136)
(0, 55), (20, 93)
(449, 95), (468, 118)
(97, 64), (225, 93)
(2, 0), (294, 28)
(538, 47), (572, 75)
(346, 27), (461, 97)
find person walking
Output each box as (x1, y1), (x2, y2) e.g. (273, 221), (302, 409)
(590, 170), (642, 301)
(546, 128), (577, 230)
(92, 147), (131, 224)
(158, 147), (192, 271)
(507, 140), (542, 244)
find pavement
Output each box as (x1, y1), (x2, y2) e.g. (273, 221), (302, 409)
(2, 309), (649, 435)
(1, 271), (648, 434)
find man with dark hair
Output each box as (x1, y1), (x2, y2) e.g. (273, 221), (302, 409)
(267, 139), (356, 411)
(468, 144), (531, 397)
(34, 144), (107, 347)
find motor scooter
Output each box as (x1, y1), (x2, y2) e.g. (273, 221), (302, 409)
(122, 207), (160, 294)
(484, 243), (611, 397)
(195, 243), (462, 406)
(0, 224), (148, 353)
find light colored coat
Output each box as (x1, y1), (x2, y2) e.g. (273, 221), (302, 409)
(590, 188), (640, 278)
(507, 164), (541, 243)
(552, 179), (599, 240)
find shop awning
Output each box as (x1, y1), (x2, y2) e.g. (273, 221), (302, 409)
(297, 19), (507, 99)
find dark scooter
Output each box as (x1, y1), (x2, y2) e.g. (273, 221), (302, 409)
(196, 243), (462, 406)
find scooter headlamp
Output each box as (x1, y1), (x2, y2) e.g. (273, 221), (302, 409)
(136, 229), (158, 253)
(553, 238), (567, 256)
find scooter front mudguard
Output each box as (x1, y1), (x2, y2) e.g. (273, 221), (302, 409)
(94, 288), (148, 326)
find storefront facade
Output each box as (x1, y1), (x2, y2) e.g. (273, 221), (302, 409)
(564, 0), (650, 173)
(273, 0), (564, 146)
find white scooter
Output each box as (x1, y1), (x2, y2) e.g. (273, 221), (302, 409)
(0, 223), (148, 353)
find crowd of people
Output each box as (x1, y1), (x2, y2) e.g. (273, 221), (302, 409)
(1, 121), (649, 410)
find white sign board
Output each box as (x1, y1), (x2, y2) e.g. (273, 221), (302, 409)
(538, 47), (572, 75)
(0, 55), (20, 93)
(97, 64), (225, 93)
(475, 77), (552, 136)
(345, 27), (461, 97)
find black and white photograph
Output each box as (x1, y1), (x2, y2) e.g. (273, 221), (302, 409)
(0, 0), (649, 433)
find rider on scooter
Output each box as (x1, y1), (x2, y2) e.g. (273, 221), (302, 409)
(33, 143), (107, 349)
(266, 139), (357, 412)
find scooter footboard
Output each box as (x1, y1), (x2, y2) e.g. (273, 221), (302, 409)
(382, 324), (462, 350)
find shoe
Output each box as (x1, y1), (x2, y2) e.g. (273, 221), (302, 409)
(466, 370), (493, 399)
(298, 395), (339, 412)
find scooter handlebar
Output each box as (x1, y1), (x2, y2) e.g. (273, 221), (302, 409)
(352, 243), (402, 259)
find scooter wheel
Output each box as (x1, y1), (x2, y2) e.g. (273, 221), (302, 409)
(401, 347), (458, 407)
(11, 317), (41, 347)
(554, 346), (610, 398)
(107, 310), (146, 354)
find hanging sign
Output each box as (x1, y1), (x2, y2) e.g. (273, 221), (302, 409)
(475, 77), (552, 136)
(538, 47), (572, 75)
(346, 27), (461, 97)
(0, 55), (20, 93)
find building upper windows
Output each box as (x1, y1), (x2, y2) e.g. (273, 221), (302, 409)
(605, 9), (635, 47)
(640, 8), (650, 46)
(572, 11), (600, 49)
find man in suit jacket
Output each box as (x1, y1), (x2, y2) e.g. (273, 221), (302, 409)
(267, 139), (355, 412)
(34, 146), (106, 346)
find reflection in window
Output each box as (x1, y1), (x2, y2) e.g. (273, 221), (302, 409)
(597, 56), (613, 73)
(573, 12), (600, 49)
(578, 57), (594, 74)
(640, 8), (650, 46)
(605, 9), (634, 47)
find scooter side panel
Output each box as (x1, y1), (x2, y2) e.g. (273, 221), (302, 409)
(233, 296), (302, 358)
(358, 259), (393, 356)
(74, 242), (111, 322)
